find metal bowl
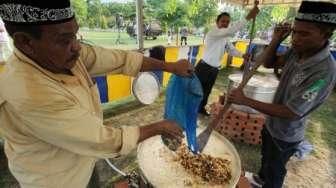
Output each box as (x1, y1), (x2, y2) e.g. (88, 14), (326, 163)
(132, 72), (160, 105)
(137, 128), (241, 188)
(228, 73), (279, 113)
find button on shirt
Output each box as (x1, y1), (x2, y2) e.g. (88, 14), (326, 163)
(266, 45), (336, 143)
(0, 44), (143, 188)
(202, 20), (246, 68)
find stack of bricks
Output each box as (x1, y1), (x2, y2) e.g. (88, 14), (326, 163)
(209, 100), (265, 145)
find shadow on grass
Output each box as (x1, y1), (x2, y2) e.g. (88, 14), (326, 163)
(232, 141), (261, 173)
(305, 91), (336, 180)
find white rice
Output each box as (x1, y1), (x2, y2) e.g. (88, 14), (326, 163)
(137, 131), (241, 188)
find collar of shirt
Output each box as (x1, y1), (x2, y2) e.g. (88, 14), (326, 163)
(294, 43), (332, 69)
(13, 48), (79, 85)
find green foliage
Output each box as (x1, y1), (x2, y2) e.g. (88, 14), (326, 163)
(71, 0), (88, 27)
(104, 2), (136, 20)
(100, 16), (108, 29)
(87, 0), (102, 28)
(150, 0), (189, 31)
(70, 0), (299, 38)
(145, 0), (217, 33)
(186, 0), (218, 28)
(271, 5), (290, 23)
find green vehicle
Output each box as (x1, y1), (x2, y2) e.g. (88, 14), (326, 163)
(126, 21), (162, 40)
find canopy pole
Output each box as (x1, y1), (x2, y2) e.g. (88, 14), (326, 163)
(136, 0), (144, 50)
(243, 0), (259, 75)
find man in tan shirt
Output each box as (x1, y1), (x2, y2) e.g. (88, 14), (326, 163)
(0, 1), (193, 187)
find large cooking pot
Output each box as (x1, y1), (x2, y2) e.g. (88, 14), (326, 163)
(137, 128), (241, 188)
(228, 73), (279, 113)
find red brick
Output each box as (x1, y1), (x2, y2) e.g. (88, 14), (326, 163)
(245, 122), (264, 131)
(225, 119), (246, 131)
(214, 109), (265, 146)
(217, 128), (242, 140)
(244, 138), (262, 145)
(243, 130), (261, 141)
(248, 113), (266, 119)
(218, 95), (226, 105)
(247, 113), (266, 125)
(232, 110), (249, 120)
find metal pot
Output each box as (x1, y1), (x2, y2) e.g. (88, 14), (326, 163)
(137, 128), (241, 188)
(228, 73), (279, 113)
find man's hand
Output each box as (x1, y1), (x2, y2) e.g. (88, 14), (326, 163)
(242, 53), (252, 61)
(227, 88), (248, 105)
(141, 57), (193, 76)
(245, 6), (260, 21)
(166, 59), (194, 77)
(156, 120), (184, 139)
(138, 120), (184, 143)
(272, 22), (292, 42)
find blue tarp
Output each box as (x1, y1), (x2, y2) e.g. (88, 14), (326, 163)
(94, 76), (108, 103)
(188, 46), (200, 65)
(331, 50), (336, 59)
(164, 74), (203, 153)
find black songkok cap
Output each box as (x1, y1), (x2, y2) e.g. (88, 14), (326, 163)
(295, 1), (336, 26)
(0, 0), (74, 25)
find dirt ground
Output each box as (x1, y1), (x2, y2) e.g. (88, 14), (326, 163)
(104, 97), (336, 188)
(1, 98), (335, 187)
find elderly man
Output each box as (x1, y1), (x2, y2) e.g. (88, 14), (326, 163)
(228, 1), (336, 188)
(0, 1), (193, 187)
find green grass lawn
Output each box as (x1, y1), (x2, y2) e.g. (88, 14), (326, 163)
(306, 92), (336, 151)
(80, 30), (204, 50)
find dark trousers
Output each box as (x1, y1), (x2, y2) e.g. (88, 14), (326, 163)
(180, 36), (187, 45)
(87, 166), (100, 188)
(195, 60), (219, 112)
(259, 128), (300, 188)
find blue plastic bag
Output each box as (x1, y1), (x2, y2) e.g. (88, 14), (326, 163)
(164, 74), (203, 153)
(294, 140), (314, 160)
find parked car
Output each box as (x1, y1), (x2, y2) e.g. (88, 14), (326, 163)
(126, 21), (162, 40)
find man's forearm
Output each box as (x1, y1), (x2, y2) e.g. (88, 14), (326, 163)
(243, 97), (298, 119)
(138, 123), (160, 143)
(141, 56), (175, 72)
(141, 56), (165, 71)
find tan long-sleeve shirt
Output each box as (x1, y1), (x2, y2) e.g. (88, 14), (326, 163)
(0, 44), (143, 188)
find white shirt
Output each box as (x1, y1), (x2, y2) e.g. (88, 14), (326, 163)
(202, 20), (247, 67)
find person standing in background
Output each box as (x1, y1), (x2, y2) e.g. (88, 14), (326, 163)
(167, 29), (172, 45)
(180, 26), (188, 46)
(195, 6), (259, 116)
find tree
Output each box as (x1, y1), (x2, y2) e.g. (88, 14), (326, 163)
(186, 0), (218, 28)
(271, 5), (290, 23)
(104, 2), (136, 28)
(71, 0), (88, 27)
(87, 0), (102, 28)
(147, 0), (189, 33)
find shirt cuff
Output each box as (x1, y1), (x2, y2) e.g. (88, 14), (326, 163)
(123, 52), (143, 76)
(119, 126), (140, 155)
